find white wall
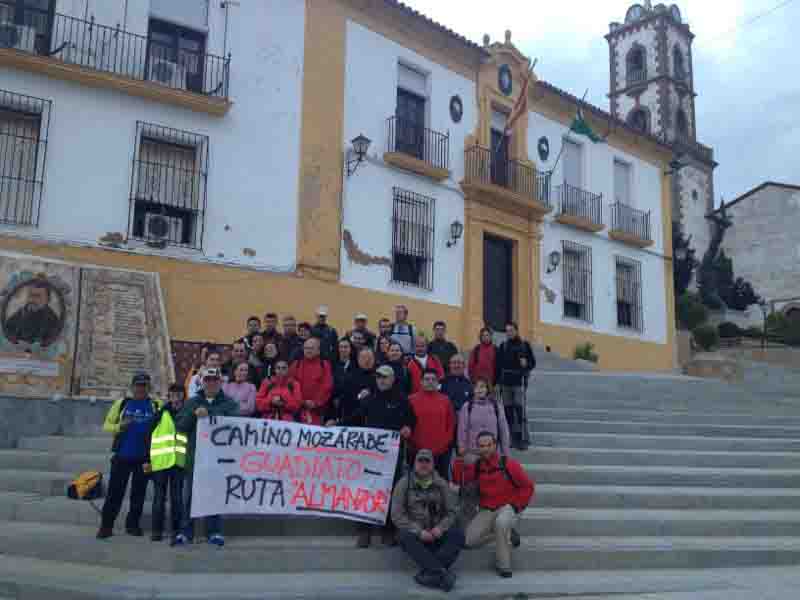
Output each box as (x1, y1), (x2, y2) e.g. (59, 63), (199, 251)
(339, 21), (473, 307)
(529, 107), (669, 344)
(0, 0), (305, 271)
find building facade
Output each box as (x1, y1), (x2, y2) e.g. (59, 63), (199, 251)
(718, 182), (800, 318)
(606, 3), (717, 264)
(0, 0), (676, 371)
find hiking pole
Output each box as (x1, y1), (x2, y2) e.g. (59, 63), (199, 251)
(520, 374), (530, 447)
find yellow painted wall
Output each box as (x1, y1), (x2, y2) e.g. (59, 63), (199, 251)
(0, 237), (464, 347)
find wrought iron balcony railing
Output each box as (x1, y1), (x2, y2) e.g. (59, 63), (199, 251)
(556, 182), (603, 227)
(610, 201), (651, 242)
(386, 116), (449, 172)
(464, 145), (551, 208)
(626, 68), (647, 86)
(1, 14), (230, 99)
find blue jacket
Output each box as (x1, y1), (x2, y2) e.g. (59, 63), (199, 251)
(440, 375), (473, 412)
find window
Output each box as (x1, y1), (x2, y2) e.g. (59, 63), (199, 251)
(563, 139), (582, 188)
(626, 45), (646, 84)
(0, 89), (50, 227)
(129, 121), (208, 250)
(0, 0), (54, 54)
(614, 159), (631, 206)
(391, 188), (435, 290)
(628, 108), (649, 134)
(147, 18), (207, 93)
(616, 257), (643, 331)
(395, 64), (427, 160)
(562, 241), (592, 323)
(675, 109), (689, 141)
(673, 46), (686, 80)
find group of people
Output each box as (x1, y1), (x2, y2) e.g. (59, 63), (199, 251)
(95, 304), (537, 590)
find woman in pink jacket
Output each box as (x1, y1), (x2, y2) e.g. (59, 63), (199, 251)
(457, 378), (511, 457)
(223, 362), (257, 416)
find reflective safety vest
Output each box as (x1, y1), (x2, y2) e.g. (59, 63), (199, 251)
(149, 411), (187, 472)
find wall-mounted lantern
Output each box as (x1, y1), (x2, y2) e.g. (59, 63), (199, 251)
(446, 220), (464, 248)
(346, 134), (371, 177)
(546, 250), (561, 274)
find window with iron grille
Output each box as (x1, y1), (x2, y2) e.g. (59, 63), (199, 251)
(128, 121), (208, 250)
(391, 188), (435, 290)
(562, 240), (592, 323)
(0, 89), (50, 227)
(616, 256), (643, 331)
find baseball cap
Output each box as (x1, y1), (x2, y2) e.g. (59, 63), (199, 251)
(376, 365), (394, 378)
(354, 313), (368, 321)
(202, 367), (221, 380)
(131, 372), (151, 386)
(316, 306), (329, 316)
(416, 449), (434, 461)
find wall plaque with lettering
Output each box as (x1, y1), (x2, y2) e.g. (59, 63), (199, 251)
(76, 268), (173, 398)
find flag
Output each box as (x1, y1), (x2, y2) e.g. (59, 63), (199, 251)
(504, 63), (534, 137)
(569, 107), (604, 143)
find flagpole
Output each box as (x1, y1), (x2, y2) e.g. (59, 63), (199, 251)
(548, 88), (589, 176)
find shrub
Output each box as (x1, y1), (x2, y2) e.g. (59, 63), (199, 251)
(692, 325), (720, 352)
(573, 342), (599, 363)
(743, 326), (764, 339)
(766, 312), (789, 335)
(717, 321), (742, 339)
(677, 293), (708, 331)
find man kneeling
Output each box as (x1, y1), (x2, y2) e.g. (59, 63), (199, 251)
(391, 449), (464, 592)
(452, 431), (534, 578)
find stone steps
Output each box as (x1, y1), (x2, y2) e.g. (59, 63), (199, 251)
(533, 431), (800, 452)
(4, 521), (800, 574)
(533, 418), (800, 439)
(529, 407), (800, 427)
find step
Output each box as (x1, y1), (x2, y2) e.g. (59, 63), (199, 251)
(533, 432), (800, 452)
(0, 491), (43, 521)
(0, 449), (105, 473)
(532, 418), (800, 439)
(530, 447), (800, 469)
(526, 464), (800, 489)
(3, 522), (800, 573)
(537, 484), (800, 510)
(529, 407), (800, 427)
(18, 436), (110, 454)
(0, 470), (74, 496)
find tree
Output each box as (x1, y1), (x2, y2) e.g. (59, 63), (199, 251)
(727, 277), (761, 311)
(673, 222), (698, 296)
(697, 202), (733, 309)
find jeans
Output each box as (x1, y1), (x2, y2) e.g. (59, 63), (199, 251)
(151, 467), (184, 536)
(465, 504), (519, 570)
(181, 470), (222, 539)
(397, 528), (465, 573)
(100, 456), (149, 530)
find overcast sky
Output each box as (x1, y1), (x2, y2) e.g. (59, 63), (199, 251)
(403, 0), (798, 205)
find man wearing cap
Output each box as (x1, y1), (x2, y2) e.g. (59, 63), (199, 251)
(346, 365), (415, 548)
(392, 448), (463, 592)
(97, 372), (161, 539)
(311, 305), (339, 361)
(347, 313), (376, 350)
(175, 368), (239, 546)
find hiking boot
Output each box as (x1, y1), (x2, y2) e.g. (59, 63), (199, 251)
(151, 532), (164, 542)
(381, 528), (396, 546)
(96, 527), (113, 540)
(496, 566), (513, 578)
(356, 529), (371, 548)
(125, 527), (144, 537)
(414, 570), (441, 589)
(510, 528), (521, 548)
(208, 534), (225, 547)
(438, 569), (456, 592)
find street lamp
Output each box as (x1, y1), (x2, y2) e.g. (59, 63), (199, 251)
(546, 250), (561, 274)
(346, 134), (371, 177)
(446, 220), (464, 248)
(758, 299), (768, 349)
(675, 246), (688, 262)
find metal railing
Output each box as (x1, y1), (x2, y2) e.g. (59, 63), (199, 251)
(610, 201), (651, 242)
(386, 116), (449, 172)
(464, 145), (551, 208)
(556, 182), (603, 227)
(626, 68), (647, 86)
(3, 14), (231, 99)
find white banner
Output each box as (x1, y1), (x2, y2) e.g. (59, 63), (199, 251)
(191, 417), (401, 525)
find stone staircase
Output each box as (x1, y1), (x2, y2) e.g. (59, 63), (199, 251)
(3, 370), (800, 597)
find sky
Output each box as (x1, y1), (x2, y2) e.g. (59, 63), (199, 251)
(402, 0), (798, 205)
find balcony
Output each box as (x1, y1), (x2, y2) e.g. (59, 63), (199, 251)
(554, 183), (605, 233)
(626, 68), (647, 88)
(384, 116), (450, 180)
(609, 202), (653, 248)
(462, 145), (552, 218)
(0, 14), (231, 116)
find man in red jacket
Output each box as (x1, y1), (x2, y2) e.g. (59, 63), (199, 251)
(289, 338), (333, 425)
(407, 336), (445, 394)
(409, 369), (455, 479)
(452, 431), (534, 578)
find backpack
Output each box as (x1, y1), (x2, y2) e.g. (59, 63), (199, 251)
(67, 471), (104, 500)
(466, 399), (504, 453)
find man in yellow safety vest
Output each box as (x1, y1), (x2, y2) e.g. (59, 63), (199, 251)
(148, 384), (188, 544)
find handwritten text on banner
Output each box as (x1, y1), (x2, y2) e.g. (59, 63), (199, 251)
(191, 417), (401, 525)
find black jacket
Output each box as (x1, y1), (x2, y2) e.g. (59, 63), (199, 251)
(385, 359), (412, 396)
(328, 360), (357, 422)
(280, 334), (304, 362)
(428, 339), (459, 375)
(496, 337), (535, 387)
(440, 374), (473, 412)
(347, 386), (415, 433)
(311, 324), (339, 361)
(336, 367), (377, 425)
